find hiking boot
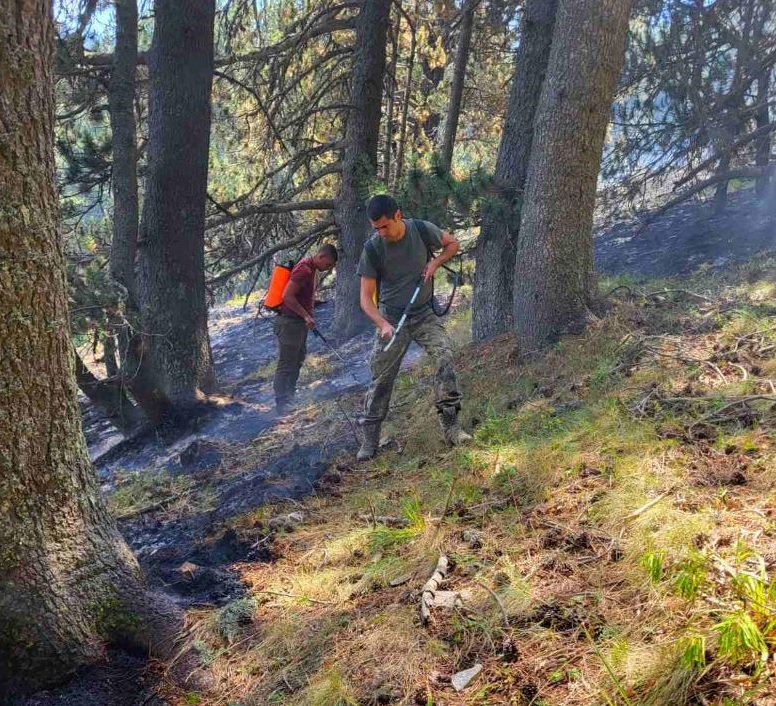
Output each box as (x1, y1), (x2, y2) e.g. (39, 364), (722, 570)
(356, 423), (381, 461)
(439, 408), (472, 446)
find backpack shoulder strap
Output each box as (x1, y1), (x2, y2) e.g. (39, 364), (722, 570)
(364, 237), (383, 277)
(411, 219), (436, 260)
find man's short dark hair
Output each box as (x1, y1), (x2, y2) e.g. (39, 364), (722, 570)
(317, 243), (338, 262)
(367, 194), (400, 221)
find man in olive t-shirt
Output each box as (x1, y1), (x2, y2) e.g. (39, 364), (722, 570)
(355, 194), (471, 461)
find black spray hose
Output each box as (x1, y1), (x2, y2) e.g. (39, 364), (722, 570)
(312, 327), (364, 446)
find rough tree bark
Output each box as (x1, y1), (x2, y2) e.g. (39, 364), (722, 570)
(332, 0), (391, 338)
(419, 15), (450, 144)
(471, 0), (558, 342)
(513, 0), (632, 350)
(0, 2), (182, 697)
(136, 0), (217, 408)
(438, 1), (475, 174)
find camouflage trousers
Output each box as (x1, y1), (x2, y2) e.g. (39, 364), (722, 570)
(363, 307), (462, 425)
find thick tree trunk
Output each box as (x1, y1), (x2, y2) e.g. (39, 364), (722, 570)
(513, 0), (632, 351)
(108, 0), (139, 305)
(438, 3), (475, 174)
(332, 0), (391, 338)
(471, 0), (557, 342)
(136, 0), (217, 407)
(0, 2), (181, 697)
(75, 352), (145, 434)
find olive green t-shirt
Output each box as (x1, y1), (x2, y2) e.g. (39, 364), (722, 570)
(357, 219), (444, 315)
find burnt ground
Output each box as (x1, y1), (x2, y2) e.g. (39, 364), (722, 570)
(17, 189), (776, 706)
(595, 188), (776, 278)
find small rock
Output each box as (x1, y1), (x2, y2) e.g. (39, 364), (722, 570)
(176, 561), (199, 579)
(451, 664), (483, 692)
(267, 511), (304, 531)
(462, 529), (483, 549)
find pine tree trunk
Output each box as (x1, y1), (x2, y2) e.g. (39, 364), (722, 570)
(108, 0), (139, 305)
(137, 0), (217, 407)
(332, 0), (391, 338)
(471, 0), (557, 342)
(393, 2), (418, 192)
(0, 3), (181, 697)
(439, 3), (475, 174)
(513, 0), (632, 350)
(382, 9), (401, 184)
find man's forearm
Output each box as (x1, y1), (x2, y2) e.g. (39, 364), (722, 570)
(360, 295), (387, 329)
(433, 241), (459, 269)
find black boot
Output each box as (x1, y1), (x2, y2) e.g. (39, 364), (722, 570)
(356, 422), (381, 461)
(439, 407), (472, 446)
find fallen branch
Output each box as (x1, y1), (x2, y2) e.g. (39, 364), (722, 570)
(660, 394), (776, 405)
(626, 493), (669, 521)
(420, 555), (449, 625)
(643, 288), (714, 303)
(688, 395), (776, 432)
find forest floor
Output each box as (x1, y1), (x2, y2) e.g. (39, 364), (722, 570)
(19, 191), (776, 706)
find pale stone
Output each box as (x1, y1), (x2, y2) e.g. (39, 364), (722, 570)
(451, 664), (483, 692)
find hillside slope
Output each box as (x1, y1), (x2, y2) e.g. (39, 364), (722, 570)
(150, 259), (776, 706)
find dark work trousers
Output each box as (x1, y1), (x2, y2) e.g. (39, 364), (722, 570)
(273, 314), (308, 407)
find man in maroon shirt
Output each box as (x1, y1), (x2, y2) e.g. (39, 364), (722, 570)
(274, 244), (338, 414)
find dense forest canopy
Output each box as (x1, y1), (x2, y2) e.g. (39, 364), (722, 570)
(55, 0), (773, 303)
